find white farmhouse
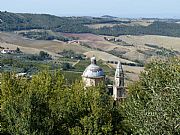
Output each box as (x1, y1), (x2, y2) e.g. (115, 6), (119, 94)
(1, 49), (16, 54)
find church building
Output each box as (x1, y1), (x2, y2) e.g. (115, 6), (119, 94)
(82, 57), (126, 100)
(82, 57), (105, 87)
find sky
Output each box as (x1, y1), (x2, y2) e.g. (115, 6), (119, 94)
(0, 0), (180, 18)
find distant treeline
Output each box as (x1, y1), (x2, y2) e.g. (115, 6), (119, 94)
(94, 21), (180, 37)
(18, 31), (77, 42)
(0, 11), (122, 32)
(1, 11), (180, 37)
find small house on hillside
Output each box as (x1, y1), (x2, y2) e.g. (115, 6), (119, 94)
(1, 49), (16, 54)
(16, 73), (27, 78)
(67, 40), (80, 44)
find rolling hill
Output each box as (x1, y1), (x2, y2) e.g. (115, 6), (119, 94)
(1, 11), (180, 37)
(0, 11), (180, 82)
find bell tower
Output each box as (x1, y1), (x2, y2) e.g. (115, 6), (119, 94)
(113, 61), (125, 100)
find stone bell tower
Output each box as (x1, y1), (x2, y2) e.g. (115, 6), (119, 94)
(113, 61), (125, 100)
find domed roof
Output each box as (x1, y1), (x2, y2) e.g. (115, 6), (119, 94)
(82, 57), (105, 78)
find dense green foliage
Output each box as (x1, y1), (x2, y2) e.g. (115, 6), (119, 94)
(0, 57), (179, 134)
(0, 11), (116, 33)
(0, 71), (125, 135)
(0, 53), (54, 74)
(61, 62), (74, 70)
(144, 44), (180, 56)
(61, 71), (81, 84)
(39, 51), (51, 60)
(58, 50), (85, 60)
(123, 57), (180, 134)
(0, 53), (115, 82)
(1, 11), (180, 37)
(94, 22), (180, 37)
(18, 30), (76, 42)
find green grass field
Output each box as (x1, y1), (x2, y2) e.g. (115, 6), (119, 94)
(62, 71), (82, 84)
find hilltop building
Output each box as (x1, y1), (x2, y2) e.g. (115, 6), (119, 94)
(82, 57), (126, 100)
(1, 49), (16, 54)
(82, 57), (105, 87)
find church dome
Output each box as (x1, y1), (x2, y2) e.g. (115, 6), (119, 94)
(82, 57), (105, 78)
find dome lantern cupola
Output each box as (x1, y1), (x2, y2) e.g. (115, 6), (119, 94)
(91, 57), (97, 64)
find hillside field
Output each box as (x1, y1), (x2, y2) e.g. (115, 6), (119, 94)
(1, 30), (180, 83)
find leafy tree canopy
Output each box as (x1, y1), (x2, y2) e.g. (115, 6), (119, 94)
(0, 71), (125, 135)
(122, 57), (180, 134)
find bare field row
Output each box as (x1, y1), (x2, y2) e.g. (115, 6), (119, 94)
(1, 31), (180, 82)
(86, 20), (153, 29)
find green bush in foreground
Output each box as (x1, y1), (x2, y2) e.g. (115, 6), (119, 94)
(0, 57), (179, 135)
(123, 57), (180, 135)
(0, 71), (124, 135)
